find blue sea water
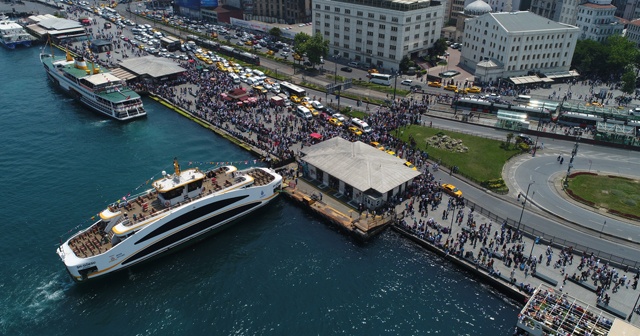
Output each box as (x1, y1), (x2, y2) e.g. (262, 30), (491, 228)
(0, 47), (519, 335)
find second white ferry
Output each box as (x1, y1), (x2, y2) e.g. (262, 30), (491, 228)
(56, 159), (282, 282)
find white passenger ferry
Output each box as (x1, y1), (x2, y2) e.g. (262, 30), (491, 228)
(57, 159), (282, 282)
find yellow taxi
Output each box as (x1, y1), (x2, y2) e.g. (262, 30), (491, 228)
(385, 150), (396, 156)
(348, 126), (363, 136)
(266, 50), (275, 56)
(328, 118), (343, 127)
(404, 162), (418, 171)
(290, 95), (302, 104)
(252, 85), (268, 94)
(370, 141), (380, 147)
(428, 81), (442, 88)
(465, 86), (481, 93)
(309, 107), (319, 117)
(244, 41), (253, 46)
(444, 84), (458, 93)
(441, 183), (463, 197)
(301, 101), (313, 109)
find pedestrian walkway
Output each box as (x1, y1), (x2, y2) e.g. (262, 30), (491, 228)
(392, 196), (640, 327)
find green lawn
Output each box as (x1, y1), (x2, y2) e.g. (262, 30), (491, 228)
(397, 125), (521, 182)
(568, 175), (640, 215)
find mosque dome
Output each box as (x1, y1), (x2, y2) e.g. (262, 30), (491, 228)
(464, 0), (492, 16)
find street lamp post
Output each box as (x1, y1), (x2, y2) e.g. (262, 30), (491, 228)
(600, 221), (606, 238)
(516, 181), (535, 231)
(628, 291), (640, 321)
(393, 69), (399, 101)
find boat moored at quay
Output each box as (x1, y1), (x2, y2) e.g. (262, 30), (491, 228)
(0, 14), (34, 49)
(56, 159), (283, 282)
(40, 48), (146, 121)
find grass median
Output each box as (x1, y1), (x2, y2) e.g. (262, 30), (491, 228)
(567, 174), (640, 215)
(397, 125), (521, 183)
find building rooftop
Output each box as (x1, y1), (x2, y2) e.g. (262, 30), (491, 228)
(119, 56), (186, 78)
(581, 3), (616, 9)
(464, 0), (492, 16)
(489, 11), (578, 33)
(300, 137), (421, 194)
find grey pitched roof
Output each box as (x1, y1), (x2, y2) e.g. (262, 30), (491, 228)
(38, 17), (82, 30)
(118, 56), (185, 78)
(489, 11), (578, 33)
(300, 137), (421, 194)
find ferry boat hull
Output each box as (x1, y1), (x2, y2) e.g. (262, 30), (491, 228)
(40, 52), (146, 121)
(0, 39), (32, 49)
(57, 165), (282, 282)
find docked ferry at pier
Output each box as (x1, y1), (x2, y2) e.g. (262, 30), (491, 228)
(56, 160), (282, 282)
(0, 14), (34, 49)
(40, 48), (146, 121)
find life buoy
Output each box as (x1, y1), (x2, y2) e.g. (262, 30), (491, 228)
(164, 201), (170, 207)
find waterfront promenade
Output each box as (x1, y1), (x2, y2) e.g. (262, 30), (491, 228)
(283, 164), (640, 326)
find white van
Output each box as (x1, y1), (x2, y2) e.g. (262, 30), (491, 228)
(296, 106), (313, 120)
(252, 69), (264, 77)
(514, 95), (531, 103)
(229, 73), (241, 84)
(351, 117), (372, 133)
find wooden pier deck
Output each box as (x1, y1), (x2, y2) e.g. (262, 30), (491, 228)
(280, 172), (394, 240)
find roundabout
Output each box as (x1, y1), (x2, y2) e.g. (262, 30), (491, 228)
(505, 150), (640, 244)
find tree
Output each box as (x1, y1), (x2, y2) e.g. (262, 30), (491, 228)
(506, 133), (514, 148)
(621, 67), (636, 96)
(605, 36), (639, 76)
(268, 27), (282, 41)
(399, 56), (415, 73)
(293, 32), (311, 55)
(571, 39), (604, 77)
(304, 34), (329, 66)
(430, 38), (448, 57)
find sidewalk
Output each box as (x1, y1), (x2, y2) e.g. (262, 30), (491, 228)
(392, 196), (640, 327)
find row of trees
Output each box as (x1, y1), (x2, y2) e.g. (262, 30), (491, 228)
(571, 36), (639, 94)
(267, 28), (329, 67)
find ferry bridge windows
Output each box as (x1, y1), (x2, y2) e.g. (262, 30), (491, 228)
(187, 179), (203, 192)
(160, 186), (184, 200)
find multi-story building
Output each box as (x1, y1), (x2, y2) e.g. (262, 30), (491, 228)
(575, 0), (623, 42)
(460, 11), (579, 83)
(313, 0), (445, 71)
(248, 0), (312, 24)
(529, 0), (557, 21)
(529, 0), (580, 25)
(555, 0), (580, 25)
(626, 19), (640, 48)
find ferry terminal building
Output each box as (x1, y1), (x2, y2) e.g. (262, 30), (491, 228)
(299, 137), (421, 209)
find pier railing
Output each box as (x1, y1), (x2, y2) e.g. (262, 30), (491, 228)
(463, 199), (640, 270)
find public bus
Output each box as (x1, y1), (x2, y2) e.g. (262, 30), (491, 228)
(453, 97), (553, 122)
(369, 73), (392, 86)
(279, 81), (306, 98)
(216, 45), (260, 65)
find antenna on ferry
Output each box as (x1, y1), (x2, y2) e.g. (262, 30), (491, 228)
(173, 157), (181, 176)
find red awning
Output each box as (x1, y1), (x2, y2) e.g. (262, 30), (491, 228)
(310, 133), (322, 140)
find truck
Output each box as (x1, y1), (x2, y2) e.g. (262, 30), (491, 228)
(270, 96), (284, 106)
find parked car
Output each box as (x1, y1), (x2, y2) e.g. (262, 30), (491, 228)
(340, 66), (352, 72)
(401, 79), (413, 85)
